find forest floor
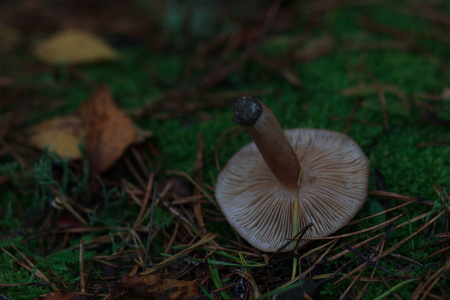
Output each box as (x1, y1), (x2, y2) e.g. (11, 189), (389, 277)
(1, 0), (450, 299)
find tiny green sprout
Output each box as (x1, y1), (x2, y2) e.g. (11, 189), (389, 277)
(426, 187), (447, 223)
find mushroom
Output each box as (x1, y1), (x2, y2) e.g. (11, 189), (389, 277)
(215, 96), (370, 252)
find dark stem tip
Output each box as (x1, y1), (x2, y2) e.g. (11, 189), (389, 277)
(233, 96), (262, 126)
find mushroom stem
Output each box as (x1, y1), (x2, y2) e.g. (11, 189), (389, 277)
(233, 96), (301, 189)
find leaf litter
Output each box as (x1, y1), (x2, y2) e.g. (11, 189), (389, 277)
(26, 88), (152, 165)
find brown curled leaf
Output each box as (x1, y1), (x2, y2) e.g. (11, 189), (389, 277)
(78, 86), (137, 174)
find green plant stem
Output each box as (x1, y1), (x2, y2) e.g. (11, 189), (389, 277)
(373, 279), (418, 300)
(291, 165), (303, 280)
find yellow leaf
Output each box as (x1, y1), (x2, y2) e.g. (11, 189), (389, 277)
(34, 28), (119, 65)
(27, 115), (85, 160)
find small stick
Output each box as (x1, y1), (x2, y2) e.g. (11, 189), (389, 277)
(133, 172), (155, 229)
(345, 245), (400, 278)
(194, 133), (206, 233)
(79, 238), (86, 294)
(377, 89), (390, 130)
(144, 182), (158, 271)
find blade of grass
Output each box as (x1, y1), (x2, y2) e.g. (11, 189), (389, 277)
(292, 166), (303, 280)
(373, 279), (418, 300)
(208, 260), (230, 299)
(200, 285), (217, 300)
(381, 276), (403, 300)
(254, 281), (303, 300)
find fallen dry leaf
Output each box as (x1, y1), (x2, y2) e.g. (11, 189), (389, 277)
(39, 289), (86, 300)
(78, 86), (137, 174)
(26, 113), (151, 161)
(27, 115), (85, 160)
(119, 274), (200, 300)
(34, 28), (119, 65)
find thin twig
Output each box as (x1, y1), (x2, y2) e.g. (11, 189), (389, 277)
(144, 182), (158, 271)
(345, 245), (400, 278)
(79, 238), (86, 294)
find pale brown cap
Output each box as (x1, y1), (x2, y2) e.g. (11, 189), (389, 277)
(215, 128), (370, 252)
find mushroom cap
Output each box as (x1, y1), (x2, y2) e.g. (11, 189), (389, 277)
(215, 128), (370, 252)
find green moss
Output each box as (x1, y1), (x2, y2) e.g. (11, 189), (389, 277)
(0, 193), (23, 232)
(324, 6), (362, 36)
(370, 126), (450, 198)
(365, 52), (441, 93)
(0, 246), (95, 298)
(369, 6), (433, 32)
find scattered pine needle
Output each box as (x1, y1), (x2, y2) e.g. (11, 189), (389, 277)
(79, 238), (86, 294)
